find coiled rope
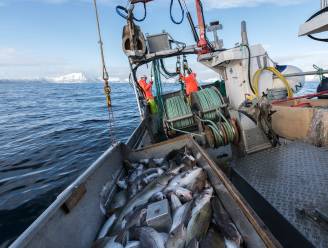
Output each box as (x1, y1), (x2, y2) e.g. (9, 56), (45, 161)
(193, 87), (225, 120)
(165, 94), (194, 130)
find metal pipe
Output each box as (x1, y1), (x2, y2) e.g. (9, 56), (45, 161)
(241, 21), (249, 46)
(273, 69), (328, 79)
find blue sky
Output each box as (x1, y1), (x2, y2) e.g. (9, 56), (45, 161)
(0, 0), (326, 80)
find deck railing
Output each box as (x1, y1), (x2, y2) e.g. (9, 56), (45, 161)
(321, 0), (328, 9)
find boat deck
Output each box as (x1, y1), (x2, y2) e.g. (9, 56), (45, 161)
(231, 142), (328, 248)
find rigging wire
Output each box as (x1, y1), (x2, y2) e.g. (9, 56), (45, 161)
(93, 0), (117, 143)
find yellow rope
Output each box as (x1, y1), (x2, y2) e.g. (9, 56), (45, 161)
(252, 67), (294, 98)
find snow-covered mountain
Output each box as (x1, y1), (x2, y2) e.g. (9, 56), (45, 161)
(48, 72), (89, 83)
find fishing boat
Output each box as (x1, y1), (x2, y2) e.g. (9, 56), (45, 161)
(10, 0), (328, 247)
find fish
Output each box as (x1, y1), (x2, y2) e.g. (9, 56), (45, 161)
(181, 154), (197, 169)
(124, 207), (147, 229)
(100, 181), (117, 216)
(175, 187), (193, 203)
(165, 167), (207, 193)
(128, 165), (144, 184)
(186, 187), (213, 244)
(131, 168), (164, 186)
(117, 179), (128, 190)
(169, 164), (186, 176)
(93, 236), (123, 248)
(92, 237), (112, 248)
(150, 192), (166, 202)
(109, 190), (127, 213)
(133, 227), (166, 248)
(153, 158), (165, 165)
(97, 214), (117, 239)
(143, 173), (161, 185)
(105, 240), (124, 248)
(170, 201), (193, 233)
(186, 238), (199, 248)
(166, 224), (187, 248)
(113, 173), (174, 231)
(199, 227), (225, 248)
(211, 197), (243, 247)
(125, 241), (141, 248)
(170, 193), (182, 212)
(159, 232), (169, 244)
(139, 159), (150, 165)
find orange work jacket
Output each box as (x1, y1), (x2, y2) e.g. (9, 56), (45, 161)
(138, 79), (154, 100)
(180, 73), (199, 96)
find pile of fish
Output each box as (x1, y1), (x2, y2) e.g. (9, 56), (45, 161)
(94, 147), (243, 248)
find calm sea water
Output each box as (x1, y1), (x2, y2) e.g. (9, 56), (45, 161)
(0, 81), (317, 246)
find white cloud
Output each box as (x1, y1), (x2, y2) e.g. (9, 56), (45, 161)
(273, 50), (328, 71)
(202, 0), (308, 9)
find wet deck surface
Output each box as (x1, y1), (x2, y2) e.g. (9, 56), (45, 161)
(233, 142), (328, 248)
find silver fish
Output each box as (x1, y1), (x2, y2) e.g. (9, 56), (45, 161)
(143, 173), (161, 185)
(93, 236), (123, 248)
(169, 164), (186, 176)
(165, 167), (207, 193)
(166, 224), (187, 248)
(128, 165), (144, 184)
(186, 238), (199, 248)
(137, 227), (166, 248)
(125, 241), (141, 248)
(170, 201), (193, 233)
(153, 158), (165, 165)
(114, 173), (174, 231)
(175, 187), (193, 203)
(186, 187), (213, 244)
(109, 190), (127, 213)
(170, 193), (182, 212)
(181, 154), (197, 169)
(104, 240), (123, 248)
(139, 159), (150, 164)
(97, 214), (117, 239)
(100, 181), (117, 216)
(211, 197), (243, 247)
(159, 232), (169, 244)
(150, 192), (166, 202)
(125, 207), (147, 229)
(199, 228), (225, 248)
(117, 179), (128, 190)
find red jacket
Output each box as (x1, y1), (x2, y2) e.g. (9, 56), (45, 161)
(180, 73), (199, 96)
(138, 79), (154, 100)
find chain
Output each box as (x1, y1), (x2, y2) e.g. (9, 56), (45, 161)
(93, 0), (117, 143)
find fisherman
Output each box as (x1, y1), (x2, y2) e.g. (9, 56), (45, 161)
(180, 70), (200, 96)
(138, 75), (158, 114)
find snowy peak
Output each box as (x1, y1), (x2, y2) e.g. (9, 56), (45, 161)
(49, 72), (89, 83)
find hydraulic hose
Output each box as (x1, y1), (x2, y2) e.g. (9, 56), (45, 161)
(252, 67), (294, 98)
(116, 3), (147, 22)
(170, 0), (185, 24)
(241, 44), (256, 94)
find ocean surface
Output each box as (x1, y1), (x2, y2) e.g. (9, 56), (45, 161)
(0, 81), (317, 246)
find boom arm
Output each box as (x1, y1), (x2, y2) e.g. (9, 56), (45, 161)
(195, 0), (209, 53)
